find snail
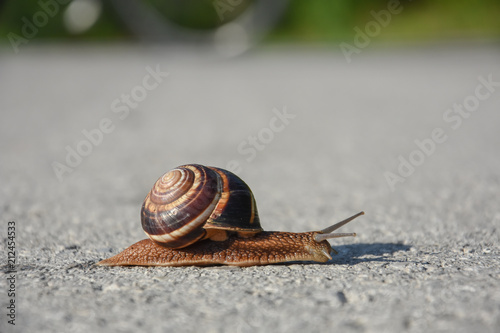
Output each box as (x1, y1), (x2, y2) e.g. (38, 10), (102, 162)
(97, 164), (363, 267)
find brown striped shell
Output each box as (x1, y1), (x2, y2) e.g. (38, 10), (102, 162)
(141, 164), (262, 249)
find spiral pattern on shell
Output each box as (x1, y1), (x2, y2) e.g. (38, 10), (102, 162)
(141, 164), (262, 249)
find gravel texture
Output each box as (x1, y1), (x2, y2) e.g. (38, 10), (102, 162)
(1, 43), (499, 333)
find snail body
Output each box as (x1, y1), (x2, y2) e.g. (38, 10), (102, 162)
(98, 164), (363, 267)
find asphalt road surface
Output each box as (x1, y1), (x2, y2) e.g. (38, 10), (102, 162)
(1, 43), (499, 333)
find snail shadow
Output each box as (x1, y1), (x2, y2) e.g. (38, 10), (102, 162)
(326, 242), (412, 266)
(277, 242), (411, 267)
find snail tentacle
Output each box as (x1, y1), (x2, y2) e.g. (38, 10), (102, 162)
(318, 211), (364, 234)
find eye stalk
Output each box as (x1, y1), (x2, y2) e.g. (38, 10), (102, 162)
(313, 211), (364, 243)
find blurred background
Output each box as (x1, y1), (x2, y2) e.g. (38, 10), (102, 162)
(1, 0), (499, 48)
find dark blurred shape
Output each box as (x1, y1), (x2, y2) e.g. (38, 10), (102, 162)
(109, 0), (288, 56)
(136, 0), (255, 30)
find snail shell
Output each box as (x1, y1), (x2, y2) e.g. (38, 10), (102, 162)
(141, 164), (262, 249)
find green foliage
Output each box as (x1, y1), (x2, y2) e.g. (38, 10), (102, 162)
(272, 0), (500, 41)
